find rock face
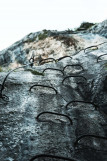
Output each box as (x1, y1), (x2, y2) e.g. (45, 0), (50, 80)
(0, 20), (107, 161)
(0, 19), (106, 69)
(90, 20), (107, 38)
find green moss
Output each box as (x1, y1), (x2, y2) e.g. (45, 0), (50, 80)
(0, 66), (3, 72)
(25, 69), (44, 76)
(104, 63), (107, 70)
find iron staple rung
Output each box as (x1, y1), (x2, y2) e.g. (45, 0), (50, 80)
(62, 75), (87, 84)
(0, 55), (34, 102)
(29, 154), (77, 161)
(74, 134), (107, 147)
(36, 111), (73, 125)
(29, 84), (58, 94)
(97, 54), (107, 63)
(43, 68), (64, 75)
(65, 100), (99, 110)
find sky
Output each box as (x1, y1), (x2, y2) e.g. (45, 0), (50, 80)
(0, 0), (107, 51)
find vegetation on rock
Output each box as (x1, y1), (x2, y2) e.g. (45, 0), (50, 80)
(76, 22), (95, 31)
(38, 30), (48, 40)
(54, 35), (78, 49)
(0, 66), (3, 72)
(25, 69), (44, 76)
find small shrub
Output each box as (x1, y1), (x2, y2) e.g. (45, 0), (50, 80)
(76, 22), (95, 31)
(66, 28), (74, 34)
(54, 35), (78, 49)
(38, 30), (48, 40)
(24, 37), (37, 43)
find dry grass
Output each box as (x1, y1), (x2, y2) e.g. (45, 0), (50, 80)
(54, 35), (79, 49)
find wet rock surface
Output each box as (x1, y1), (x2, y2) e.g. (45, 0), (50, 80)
(0, 20), (107, 161)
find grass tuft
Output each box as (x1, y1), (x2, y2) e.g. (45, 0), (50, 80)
(25, 69), (44, 76)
